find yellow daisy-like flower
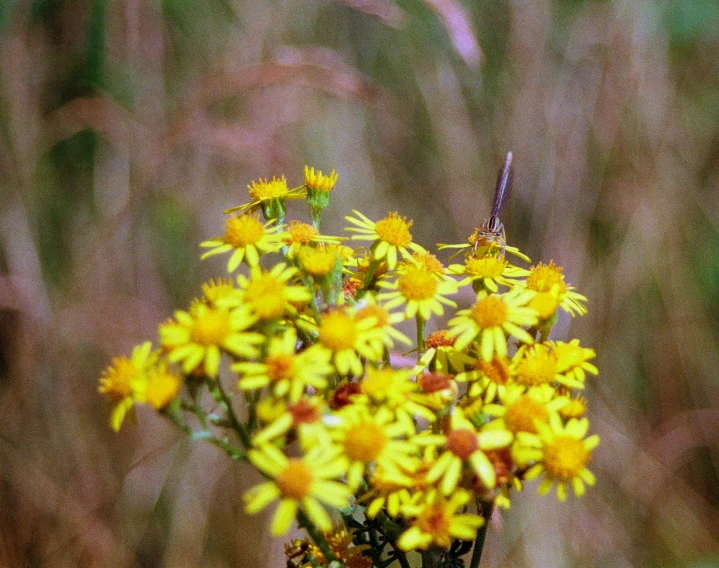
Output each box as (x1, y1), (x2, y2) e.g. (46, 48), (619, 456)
(551, 339), (598, 386)
(455, 354), (513, 404)
(144, 363), (182, 410)
(360, 465), (415, 519)
(449, 255), (528, 293)
(397, 489), (484, 551)
(484, 384), (568, 436)
(248, 175), (291, 202)
(525, 260), (587, 316)
(354, 294), (412, 351)
(284, 220), (344, 259)
(437, 233), (530, 263)
(298, 245), (342, 279)
(522, 414), (599, 501)
(377, 265), (458, 320)
(253, 398), (333, 451)
(234, 329), (333, 402)
(200, 278), (236, 306)
(345, 211), (425, 270)
(98, 341), (153, 431)
(318, 309), (383, 376)
(225, 263), (312, 321)
(244, 443), (351, 535)
(158, 303), (263, 376)
(304, 166), (338, 192)
(513, 343), (574, 389)
(424, 330), (475, 373)
(402, 251), (446, 277)
(200, 213), (287, 271)
(331, 406), (419, 489)
(357, 367), (437, 425)
(418, 408), (513, 494)
(448, 288), (538, 360)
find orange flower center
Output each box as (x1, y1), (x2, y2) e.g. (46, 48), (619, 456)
(289, 400), (321, 425)
(544, 435), (589, 481)
(409, 252), (445, 274)
(416, 503), (452, 547)
(375, 213), (413, 247)
(266, 353), (296, 382)
(419, 372), (452, 393)
(477, 357), (510, 385)
(287, 221), (319, 245)
(319, 312), (357, 351)
(345, 422), (387, 462)
(470, 295), (508, 328)
(504, 396), (549, 433)
(426, 330), (455, 349)
(190, 309), (231, 345)
(276, 459), (313, 498)
(398, 267), (438, 301)
(224, 214), (265, 247)
(446, 428), (478, 460)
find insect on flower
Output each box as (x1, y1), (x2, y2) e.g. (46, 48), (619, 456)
(472, 151), (514, 258)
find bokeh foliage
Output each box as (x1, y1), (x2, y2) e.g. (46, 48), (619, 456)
(1, 0), (718, 566)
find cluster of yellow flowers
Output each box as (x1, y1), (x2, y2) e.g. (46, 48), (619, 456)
(99, 165), (599, 568)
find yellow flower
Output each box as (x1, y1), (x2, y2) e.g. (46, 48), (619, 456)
(354, 293), (412, 351)
(345, 211), (425, 270)
(304, 166), (338, 192)
(229, 263), (312, 321)
(201, 278), (236, 306)
(200, 213), (287, 271)
(397, 490), (484, 551)
(448, 288), (537, 360)
(244, 444), (351, 535)
(377, 265), (458, 320)
(424, 330), (475, 373)
(455, 354), (513, 403)
(360, 465), (414, 519)
(144, 364), (182, 410)
(284, 220), (345, 259)
(402, 251), (446, 277)
(418, 408), (513, 494)
(248, 175), (291, 202)
(525, 260), (587, 316)
(551, 339), (598, 387)
(523, 414), (599, 501)
(234, 329), (333, 402)
(253, 398), (332, 451)
(98, 341), (153, 431)
(449, 256), (528, 293)
(298, 245), (341, 278)
(484, 384), (568, 436)
(331, 406), (419, 489)
(318, 309), (383, 376)
(513, 343), (567, 388)
(357, 367), (437, 425)
(304, 525), (372, 568)
(159, 303), (263, 376)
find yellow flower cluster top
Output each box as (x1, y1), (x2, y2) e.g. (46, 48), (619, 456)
(99, 165), (599, 568)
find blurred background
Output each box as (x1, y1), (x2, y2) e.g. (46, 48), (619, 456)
(1, 0), (718, 566)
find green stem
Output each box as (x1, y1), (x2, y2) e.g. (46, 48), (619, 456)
(421, 547), (443, 568)
(390, 542), (411, 568)
(469, 501), (493, 568)
(165, 409), (245, 461)
(416, 314), (426, 356)
(297, 510), (339, 564)
(214, 378), (252, 450)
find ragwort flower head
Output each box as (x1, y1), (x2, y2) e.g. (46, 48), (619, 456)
(245, 443), (351, 535)
(318, 308), (383, 376)
(525, 260), (587, 316)
(523, 413), (599, 501)
(378, 265), (458, 320)
(448, 287), (537, 361)
(200, 213), (286, 271)
(398, 489), (484, 551)
(418, 408), (513, 495)
(331, 405), (419, 489)
(158, 303), (263, 376)
(98, 341), (154, 431)
(551, 339), (598, 387)
(234, 329), (333, 402)
(345, 210), (425, 270)
(450, 255), (528, 293)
